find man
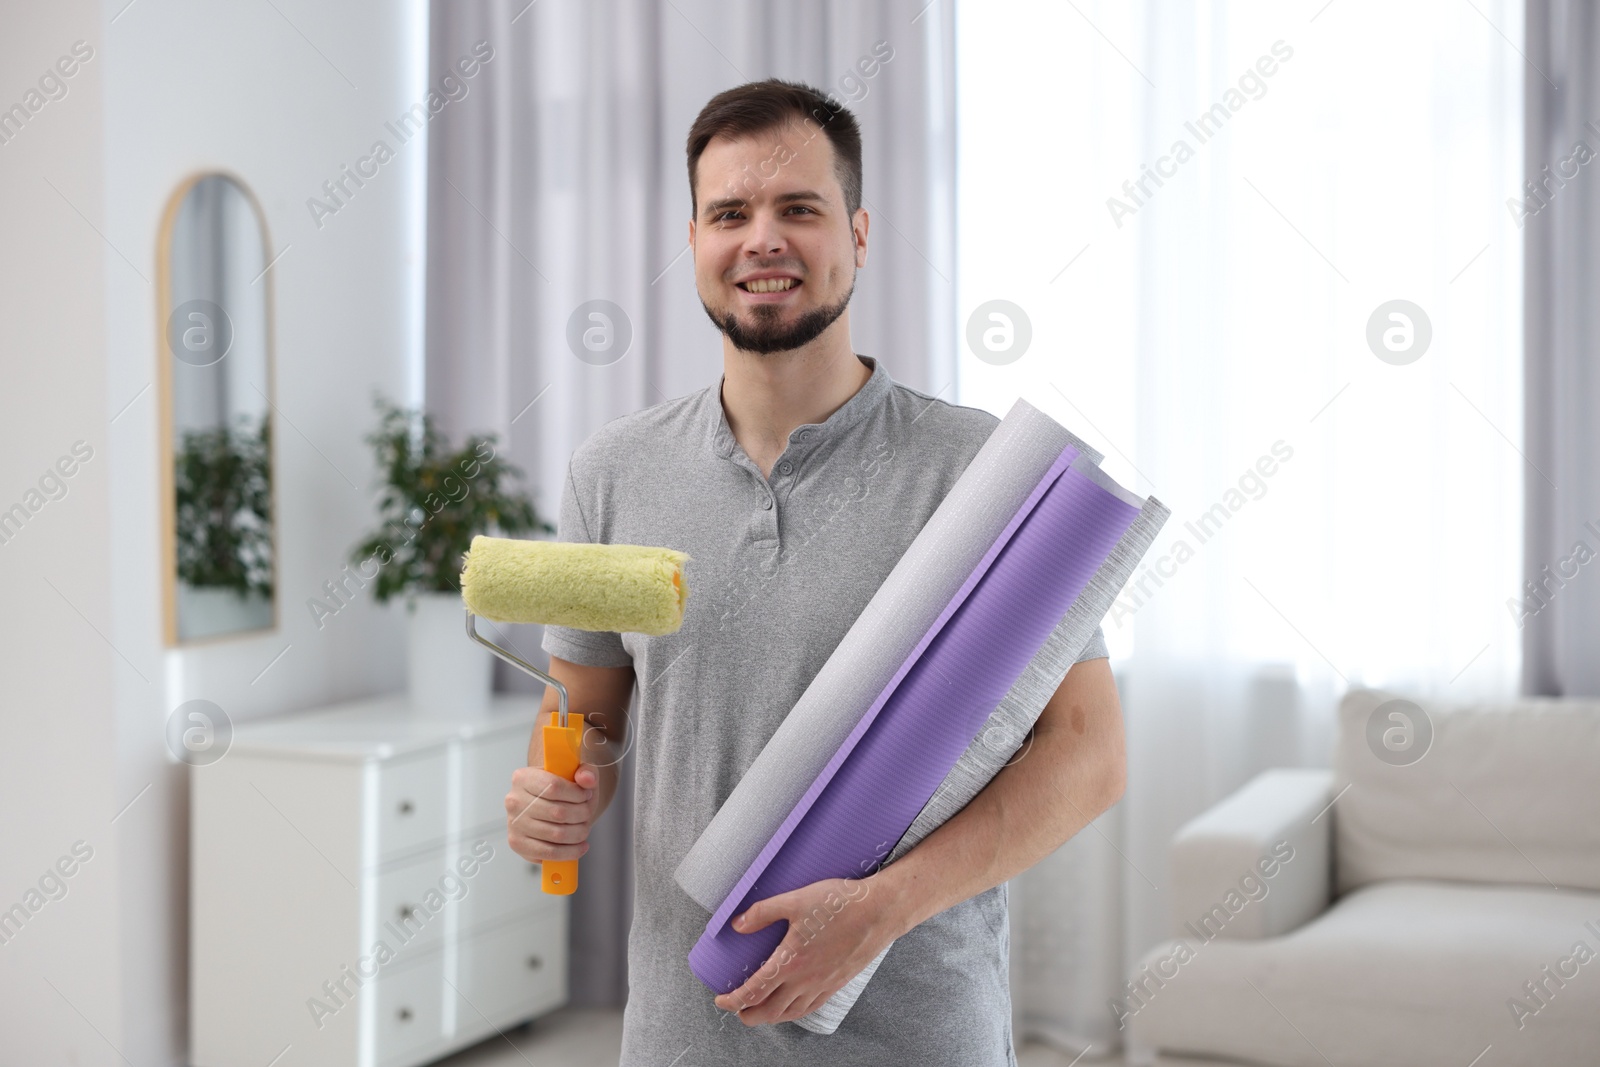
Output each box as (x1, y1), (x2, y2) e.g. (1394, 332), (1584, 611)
(505, 78), (1126, 1066)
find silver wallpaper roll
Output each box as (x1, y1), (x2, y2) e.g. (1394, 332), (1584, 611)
(673, 399), (1103, 914)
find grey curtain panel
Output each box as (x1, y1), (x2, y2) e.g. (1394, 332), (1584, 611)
(424, 0), (959, 1006)
(1523, 0), (1600, 698)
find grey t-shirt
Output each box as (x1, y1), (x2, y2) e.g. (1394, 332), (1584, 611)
(541, 355), (1107, 1067)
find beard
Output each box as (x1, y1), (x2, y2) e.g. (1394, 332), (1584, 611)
(700, 274), (855, 355)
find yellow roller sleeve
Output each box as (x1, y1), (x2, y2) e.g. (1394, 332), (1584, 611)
(459, 536), (690, 636)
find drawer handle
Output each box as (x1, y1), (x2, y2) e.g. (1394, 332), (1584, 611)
(398, 800), (414, 816)
(397, 1006), (413, 1022)
(526, 955), (543, 971)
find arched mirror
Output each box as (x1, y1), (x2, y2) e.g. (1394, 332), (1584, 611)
(157, 172), (277, 645)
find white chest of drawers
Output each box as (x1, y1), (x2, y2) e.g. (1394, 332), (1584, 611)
(190, 695), (567, 1067)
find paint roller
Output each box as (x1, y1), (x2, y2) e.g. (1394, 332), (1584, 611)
(460, 534), (690, 894)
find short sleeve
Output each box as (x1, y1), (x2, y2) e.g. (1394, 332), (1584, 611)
(1074, 623), (1108, 662)
(538, 461), (633, 669)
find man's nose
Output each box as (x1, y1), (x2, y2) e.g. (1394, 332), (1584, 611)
(743, 210), (786, 256)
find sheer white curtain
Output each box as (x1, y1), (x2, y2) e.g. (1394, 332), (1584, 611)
(957, 0), (1524, 1053)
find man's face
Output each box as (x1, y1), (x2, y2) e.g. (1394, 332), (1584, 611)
(689, 121), (867, 355)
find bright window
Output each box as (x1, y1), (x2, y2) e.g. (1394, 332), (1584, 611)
(955, 0), (1524, 700)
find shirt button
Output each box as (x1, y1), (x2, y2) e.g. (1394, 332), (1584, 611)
(778, 461), (792, 475)
(798, 429), (812, 439)
(762, 497), (773, 510)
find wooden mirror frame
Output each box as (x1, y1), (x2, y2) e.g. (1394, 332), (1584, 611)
(155, 169), (281, 648)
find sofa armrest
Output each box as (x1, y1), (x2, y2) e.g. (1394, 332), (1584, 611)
(1168, 768), (1334, 941)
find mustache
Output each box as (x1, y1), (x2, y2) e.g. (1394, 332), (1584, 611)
(730, 262), (806, 283)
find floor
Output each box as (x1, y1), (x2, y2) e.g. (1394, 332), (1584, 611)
(432, 1006), (1127, 1066)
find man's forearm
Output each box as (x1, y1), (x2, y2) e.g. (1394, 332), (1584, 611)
(589, 759), (622, 819)
(867, 663), (1126, 940)
(582, 700), (630, 820)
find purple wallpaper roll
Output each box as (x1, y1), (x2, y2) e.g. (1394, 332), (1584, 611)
(688, 450), (1142, 993)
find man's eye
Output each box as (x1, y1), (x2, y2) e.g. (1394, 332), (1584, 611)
(713, 207), (814, 221)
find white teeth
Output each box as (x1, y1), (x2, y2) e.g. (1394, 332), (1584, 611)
(743, 277), (797, 293)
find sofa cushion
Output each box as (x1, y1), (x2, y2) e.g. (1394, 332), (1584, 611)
(1126, 880), (1600, 1067)
(1333, 687), (1600, 893)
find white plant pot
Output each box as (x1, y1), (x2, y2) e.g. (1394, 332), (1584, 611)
(406, 591), (492, 715)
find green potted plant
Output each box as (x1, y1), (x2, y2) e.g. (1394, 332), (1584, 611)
(350, 393), (551, 712)
(173, 412), (274, 640)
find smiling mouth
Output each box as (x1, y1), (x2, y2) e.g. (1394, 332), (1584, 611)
(737, 278), (801, 293)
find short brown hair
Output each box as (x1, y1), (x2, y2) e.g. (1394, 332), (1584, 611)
(685, 77), (863, 222)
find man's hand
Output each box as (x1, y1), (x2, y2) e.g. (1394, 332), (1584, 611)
(506, 655), (635, 865)
(505, 762), (601, 864)
(712, 875), (904, 1026)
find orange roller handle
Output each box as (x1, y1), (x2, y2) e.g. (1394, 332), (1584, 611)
(541, 710), (586, 895)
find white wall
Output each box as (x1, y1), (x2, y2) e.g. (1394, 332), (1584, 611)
(0, 4), (124, 1065)
(1, 0), (428, 1062)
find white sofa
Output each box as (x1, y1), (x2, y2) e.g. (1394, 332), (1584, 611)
(1125, 687), (1600, 1067)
